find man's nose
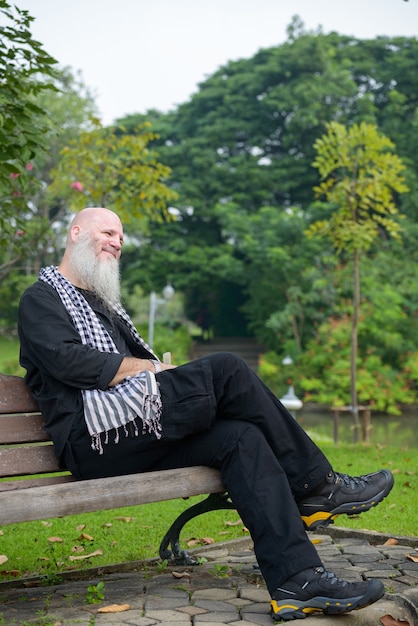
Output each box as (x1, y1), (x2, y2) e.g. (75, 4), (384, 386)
(110, 236), (122, 250)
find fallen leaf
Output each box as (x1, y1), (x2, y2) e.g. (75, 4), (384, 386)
(185, 536), (214, 547)
(218, 531), (229, 536)
(38, 557), (50, 562)
(2, 570), (20, 577)
(0, 555), (8, 565)
(41, 521), (52, 527)
(79, 532), (94, 541)
(48, 536), (64, 543)
(406, 553), (418, 563)
(225, 519), (242, 526)
(311, 539), (323, 545)
(76, 524), (86, 531)
(242, 526), (250, 533)
(68, 549), (103, 562)
(102, 523), (112, 528)
(186, 539), (200, 547)
(172, 570), (192, 579)
(384, 538), (399, 546)
(97, 603), (130, 613)
(114, 516), (134, 522)
(380, 614), (410, 625)
(202, 537), (215, 545)
(0, 530), (3, 536)
(71, 546), (84, 553)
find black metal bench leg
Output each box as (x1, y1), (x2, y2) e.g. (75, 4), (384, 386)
(159, 492), (236, 565)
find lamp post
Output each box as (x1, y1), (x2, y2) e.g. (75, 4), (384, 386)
(279, 355), (303, 415)
(148, 283), (175, 348)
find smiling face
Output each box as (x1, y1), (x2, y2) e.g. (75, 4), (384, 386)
(74, 208), (124, 262)
(63, 208), (124, 308)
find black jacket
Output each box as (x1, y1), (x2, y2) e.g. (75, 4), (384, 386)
(18, 281), (154, 459)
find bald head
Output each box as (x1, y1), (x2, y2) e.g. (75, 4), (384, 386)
(67, 207), (122, 244)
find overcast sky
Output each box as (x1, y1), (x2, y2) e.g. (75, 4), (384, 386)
(18, 0), (418, 125)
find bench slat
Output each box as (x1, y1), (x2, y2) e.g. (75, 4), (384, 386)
(0, 466), (225, 525)
(0, 373), (39, 413)
(0, 475), (73, 491)
(0, 444), (61, 477)
(0, 413), (48, 444)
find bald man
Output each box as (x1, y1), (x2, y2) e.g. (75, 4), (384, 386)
(18, 208), (393, 622)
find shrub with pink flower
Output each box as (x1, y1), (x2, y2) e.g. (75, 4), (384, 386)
(70, 181), (83, 192)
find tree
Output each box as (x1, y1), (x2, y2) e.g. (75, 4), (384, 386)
(214, 203), (337, 351)
(0, 66), (100, 285)
(117, 28), (418, 340)
(307, 121), (408, 439)
(48, 123), (178, 227)
(0, 0), (57, 241)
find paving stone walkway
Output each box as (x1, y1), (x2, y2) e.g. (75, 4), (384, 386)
(0, 532), (417, 625)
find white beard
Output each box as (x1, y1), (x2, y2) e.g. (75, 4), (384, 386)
(68, 231), (121, 310)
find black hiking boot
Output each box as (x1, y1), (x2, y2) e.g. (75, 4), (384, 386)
(271, 566), (385, 621)
(298, 469), (394, 531)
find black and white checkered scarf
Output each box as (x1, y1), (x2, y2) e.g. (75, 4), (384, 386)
(39, 265), (162, 453)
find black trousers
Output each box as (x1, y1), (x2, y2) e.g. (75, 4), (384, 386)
(64, 353), (330, 594)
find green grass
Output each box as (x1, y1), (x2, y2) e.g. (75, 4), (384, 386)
(0, 336), (23, 376)
(0, 497), (246, 582)
(0, 443), (416, 582)
(318, 441), (417, 537)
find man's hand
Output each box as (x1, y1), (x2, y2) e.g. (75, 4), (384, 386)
(109, 357), (175, 386)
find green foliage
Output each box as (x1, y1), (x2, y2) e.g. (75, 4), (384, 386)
(86, 581), (105, 604)
(120, 281), (192, 363)
(208, 564), (230, 579)
(156, 558), (168, 573)
(0, 271), (36, 336)
(48, 122), (178, 225)
(214, 204), (338, 349)
(309, 121), (408, 252)
(257, 351), (297, 398)
(2, 24), (418, 423)
(403, 351), (418, 393)
(307, 121), (409, 420)
(147, 323), (193, 365)
(0, 0), (57, 242)
(297, 315), (416, 413)
(123, 29), (418, 348)
(0, 66), (101, 295)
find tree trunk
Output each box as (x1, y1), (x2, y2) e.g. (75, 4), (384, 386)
(351, 249), (360, 443)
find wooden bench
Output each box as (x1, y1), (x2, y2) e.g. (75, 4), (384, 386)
(0, 372), (235, 565)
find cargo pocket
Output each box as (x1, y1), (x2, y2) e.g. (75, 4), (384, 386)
(158, 359), (217, 440)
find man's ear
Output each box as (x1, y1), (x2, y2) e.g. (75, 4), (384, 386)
(70, 225), (81, 242)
